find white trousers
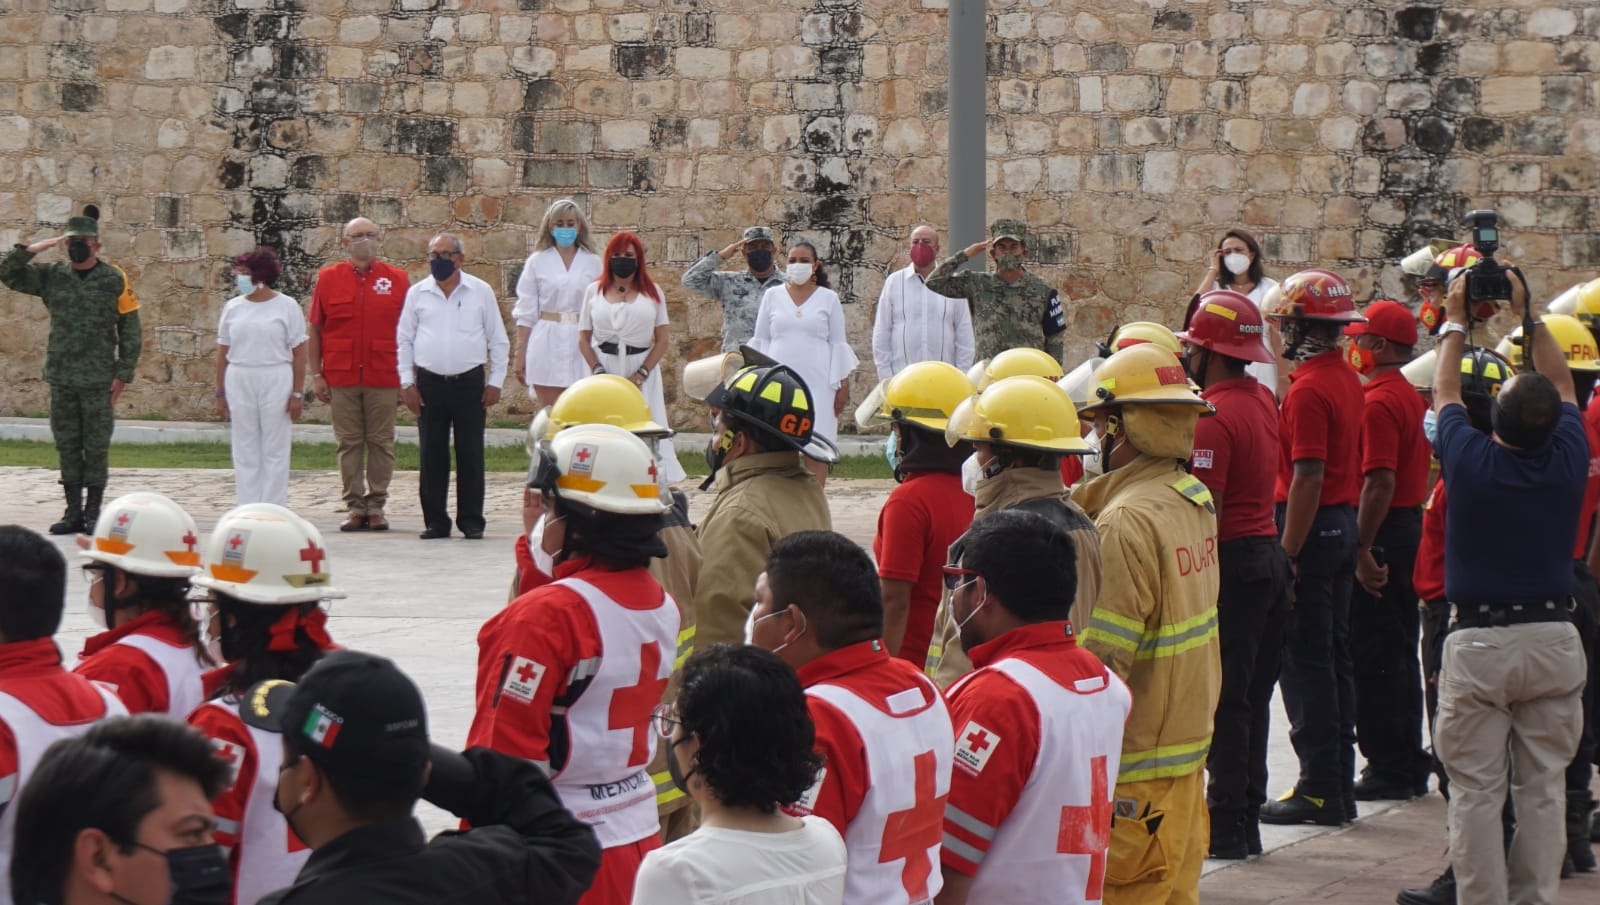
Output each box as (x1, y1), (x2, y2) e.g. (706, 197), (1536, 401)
(593, 345), (686, 484)
(226, 364), (293, 506)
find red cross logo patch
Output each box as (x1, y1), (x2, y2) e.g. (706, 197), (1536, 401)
(110, 510), (134, 540)
(954, 720), (999, 775)
(571, 443), (597, 474)
(501, 656), (546, 704)
(222, 530), (250, 566)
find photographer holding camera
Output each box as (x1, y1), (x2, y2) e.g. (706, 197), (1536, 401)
(1430, 246), (1589, 905)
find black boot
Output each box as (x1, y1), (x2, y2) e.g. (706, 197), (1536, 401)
(49, 484), (84, 535)
(1568, 792), (1596, 872)
(1260, 789), (1347, 826)
(82, 486), (104, 533)
(1209, 809), (1248, 860)
(1397, 865), (1455, 905)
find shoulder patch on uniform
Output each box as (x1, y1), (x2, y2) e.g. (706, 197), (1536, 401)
(501, 656), (546, 704)
(1191, 449), (1215, 470)
(1042, 289), (1066, 335)
(954, 720), (1000, 775)
(111, 265), (139, 314)
(210, 738), (246, 788)
(1169, 474), (1216, 514)
(794, 766), (826, 813)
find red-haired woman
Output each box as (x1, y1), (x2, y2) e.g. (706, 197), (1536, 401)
(578, 232), (684, 481)
(215, 246), (307, 505)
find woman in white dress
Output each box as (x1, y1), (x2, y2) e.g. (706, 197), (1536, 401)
(1193, 227), (1287, 396)
(631, 645), (845, 905)
(752, 241), (858, 486)
(512, 199), (602, 407)
(214, 247), (307, 506)
(577, 232), (686, 483)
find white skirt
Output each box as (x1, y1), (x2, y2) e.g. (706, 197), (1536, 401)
(593, 344), (687, 484)
(525, 320), (589, 388)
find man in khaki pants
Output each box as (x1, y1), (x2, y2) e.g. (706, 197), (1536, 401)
(307, 218), (410, 531)
(1431, 272), (1587, 905)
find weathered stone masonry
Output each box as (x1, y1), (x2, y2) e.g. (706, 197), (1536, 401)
(0, 0), (1596, 428)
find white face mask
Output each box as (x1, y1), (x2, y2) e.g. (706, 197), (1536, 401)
(786, 262), (814, 285)
(960, 454), (983, 497)
(86, 596), (107, 630)
(529, 514), (557, 577)
(1223, 252), (1251, 276)
(1081, 429), (1104, 478)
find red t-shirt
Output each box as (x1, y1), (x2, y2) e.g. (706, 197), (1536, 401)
(1360, 369), (1431, 509)
(873, 471), (975, 667)
(1413, 477), (1446, 602)
(1275, 350), (1364, 506)
(1192, 376), (1280, 541)
(1574, 411), (1600, 561)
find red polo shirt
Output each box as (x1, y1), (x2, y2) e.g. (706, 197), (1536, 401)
(1192, 376), (1280, 541)
(873, 471), (975, 667)
(1574, 410), (1600, 561)
(1413, 477), (1446, 601)
(1275, 350), (1364, 506)
(1360, 369), (1431, 508)
(308, 260), (410, 388)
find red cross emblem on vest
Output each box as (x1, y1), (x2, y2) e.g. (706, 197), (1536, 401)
(607, 642), (668, 767)
(878, 750), (948, 902)
(1057, 754), (1113, 901)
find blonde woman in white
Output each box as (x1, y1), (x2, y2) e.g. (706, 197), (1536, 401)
(577, 231), (685, 482)
(512, 199), (602, 407)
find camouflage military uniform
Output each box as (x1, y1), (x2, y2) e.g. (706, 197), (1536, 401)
(0, 245), (141, 490)
(681, 253), (787, 352)
(925, 219), (1067, 363)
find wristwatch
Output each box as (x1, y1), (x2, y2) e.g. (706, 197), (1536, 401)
(1439, 322), (1469, 339)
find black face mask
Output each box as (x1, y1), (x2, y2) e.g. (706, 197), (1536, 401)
(664, 733), (696, 795)
(115, 843), (230, 905)
(271, 757), (307, 847)
(1490, 397), (1552, 451)
(608, 256), (638, 279)
(68, 240), (92, 263)
(746, 249), (773, 274)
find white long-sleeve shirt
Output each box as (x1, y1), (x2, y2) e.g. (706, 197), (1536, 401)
(397, 272), (510, 387)
(871, 265), (975, 379)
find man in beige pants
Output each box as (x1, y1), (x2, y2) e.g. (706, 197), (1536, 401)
(1431, 272), (1587, 905)
(307, 218), (411, 531)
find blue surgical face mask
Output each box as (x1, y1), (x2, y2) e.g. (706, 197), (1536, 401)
(1422, 409), (1437, 448)
(885, 430), (901, 472)
(552, 227), (578, 248)
(234, 274), (256, 296)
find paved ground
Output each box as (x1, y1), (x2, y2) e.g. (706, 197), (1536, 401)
(3, 461), (1597, 896)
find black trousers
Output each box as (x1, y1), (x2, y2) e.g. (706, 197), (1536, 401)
(1350, 506), (1430, 785)
(1567, 561), (1599, 793)
(1277, 503), (1358, 799)
(416, 366), (486, 535)
(1206, 535), (1294, 819)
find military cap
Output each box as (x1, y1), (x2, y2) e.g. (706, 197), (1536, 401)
(742, 226), (774, 243)
(989, 219), (1028, 244)
(65, 216), (99, 237)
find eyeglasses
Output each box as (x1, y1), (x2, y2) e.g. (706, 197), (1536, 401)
(651, 702), (683, 740)
(941, 565), (982, 591)
(427, 251), (462, 261)
(82, 565), (105, 585)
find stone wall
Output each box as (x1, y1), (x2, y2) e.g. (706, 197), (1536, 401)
(0, 0), (1596, 429)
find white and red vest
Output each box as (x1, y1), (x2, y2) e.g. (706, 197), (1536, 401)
(195, 699), (309, 905)
(806, 672), (955, 905)
(0, 685), (126, 905)
(115, 633), (209, 718)
(549, 577), (678, 849)
(963, 658), (1130, 905)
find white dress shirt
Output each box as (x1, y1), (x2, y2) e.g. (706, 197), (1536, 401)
(397, 272), (510, 387)
(871, 264), (975, 378)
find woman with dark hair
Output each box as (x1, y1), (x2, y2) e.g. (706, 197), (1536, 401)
(578, 232), (684, 482)
(184, 503), (342, 905)
(751, 240), (859, 486)
(631, 644), (845, 905)
(73, 492), (215, 716)
(1193, 228), (1284, 394)
(215, 245), (307, 505)
(472, 424), (680, 905)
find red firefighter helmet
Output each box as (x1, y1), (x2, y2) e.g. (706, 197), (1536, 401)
(1178, 290), (1274, 363)
(1267, 269), (1364, 324)
(1418, 244), (1491, 333)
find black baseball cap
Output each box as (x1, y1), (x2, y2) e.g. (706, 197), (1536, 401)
(240, 650), (430, 782)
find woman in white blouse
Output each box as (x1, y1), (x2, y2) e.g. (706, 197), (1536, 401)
(214, 247), (307, 506)
(1193, 228), (1287, 396)
(632, 645), (845, 905)
(577, 232), (685, 482)
(752, 241), (858, 486)
(513, 199), (602, 407)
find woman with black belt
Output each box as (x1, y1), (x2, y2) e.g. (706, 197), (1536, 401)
(578, 232), (684, 482)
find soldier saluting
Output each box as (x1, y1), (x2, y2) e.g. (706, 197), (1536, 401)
(0, 206), (142, 535)
(925, 218), (1068, 365)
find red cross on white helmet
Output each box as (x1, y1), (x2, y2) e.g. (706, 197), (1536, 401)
(81, 492), (203, 578)
(191, 503), (347, 605)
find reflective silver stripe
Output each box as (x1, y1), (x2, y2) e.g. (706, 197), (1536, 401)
(566, 656), (601, 684)
(214, 817), (242, 836)
(941, 831), (986, 865)
(944, 804), (996, 841)
(531, 759), (552, 777)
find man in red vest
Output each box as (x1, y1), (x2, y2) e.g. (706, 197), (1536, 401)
(307, 217), (410, 532)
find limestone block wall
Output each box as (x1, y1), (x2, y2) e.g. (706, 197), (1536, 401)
(0, 0), (1596, 429)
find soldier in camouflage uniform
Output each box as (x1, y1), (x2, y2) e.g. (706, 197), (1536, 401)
(680, 225), (788, 351)
(0, 213), (142, 535)
(925, 218), (1068, 363)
